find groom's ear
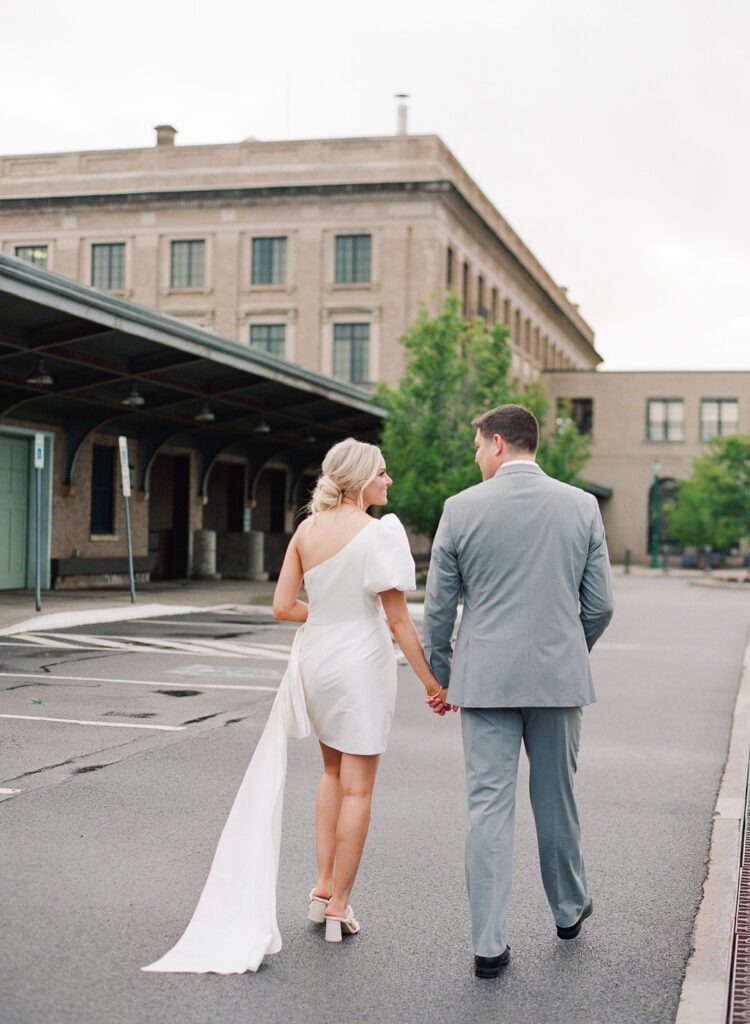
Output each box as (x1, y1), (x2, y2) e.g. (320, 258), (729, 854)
(492, 433), (505, 457)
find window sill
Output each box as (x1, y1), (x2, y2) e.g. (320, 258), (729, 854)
(329, 282), (375, 291)
(245, 284), (293, 293)
(90, 534), (119, 542)
(162, 287), (213, 296)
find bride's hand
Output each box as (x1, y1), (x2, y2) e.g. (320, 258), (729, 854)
(425, 685), (456, 716)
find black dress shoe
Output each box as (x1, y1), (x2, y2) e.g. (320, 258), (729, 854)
(474, 946), (510, 978)
(556, 899), (593, 940)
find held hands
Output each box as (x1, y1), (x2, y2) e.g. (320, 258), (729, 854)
(425, 685), (458, 717)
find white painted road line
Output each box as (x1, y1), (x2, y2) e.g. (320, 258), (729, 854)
(79, 634), (293, 659)
(0, 671), (279, 692)
(21, 633), (129, 649)
(0, 788), (21, 795)
(0, 633), (292, 660)
(125, 619), (265, 628)
(0, 642), (183, 653)
(0, 638), (245, 658)
(0, 714), (185, 731)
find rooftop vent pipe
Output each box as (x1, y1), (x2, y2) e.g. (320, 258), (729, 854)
(395, 94), (410, 135)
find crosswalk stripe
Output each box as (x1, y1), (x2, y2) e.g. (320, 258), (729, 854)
(0, 670), (278, 692)
(0, 714), (185, 731)
(7, 632), (293, 660)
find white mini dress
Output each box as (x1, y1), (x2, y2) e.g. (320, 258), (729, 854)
(301, 513), (416, 755)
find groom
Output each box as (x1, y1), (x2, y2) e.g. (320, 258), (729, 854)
(423, 404), (614, 978)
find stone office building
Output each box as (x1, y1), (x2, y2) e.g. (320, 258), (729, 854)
(0, 125), (608, 592)
(0, 126), (602, 393)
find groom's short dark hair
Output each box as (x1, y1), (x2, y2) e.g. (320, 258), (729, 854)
(472, 404), (539, 453)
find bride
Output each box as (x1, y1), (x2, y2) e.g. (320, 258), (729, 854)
(143, 437), (451, 974)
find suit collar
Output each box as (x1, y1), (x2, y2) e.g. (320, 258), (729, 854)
(492, 461), (544, 479)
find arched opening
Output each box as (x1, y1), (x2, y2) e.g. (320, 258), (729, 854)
(647, 477), (682, 559)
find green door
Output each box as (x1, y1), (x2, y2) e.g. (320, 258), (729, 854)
(0, 436), (30, 588)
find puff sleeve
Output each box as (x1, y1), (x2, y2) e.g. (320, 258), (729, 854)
(363, 514), (416, 594)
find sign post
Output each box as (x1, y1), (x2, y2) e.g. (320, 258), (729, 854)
(118, 436), (136, 604)
(33, 434), (44, 612)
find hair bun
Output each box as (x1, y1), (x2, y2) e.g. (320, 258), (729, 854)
(306, 438), (383, 515)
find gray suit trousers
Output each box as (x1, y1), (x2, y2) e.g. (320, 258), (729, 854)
(461, 706), (589, 956)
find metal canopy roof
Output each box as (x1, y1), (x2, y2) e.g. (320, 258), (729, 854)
(0, 254), (385, 495)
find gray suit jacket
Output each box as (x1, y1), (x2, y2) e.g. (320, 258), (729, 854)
(423, 462), (614, 707)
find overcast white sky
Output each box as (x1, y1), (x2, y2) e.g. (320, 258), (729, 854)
(2, 0), (748, 370)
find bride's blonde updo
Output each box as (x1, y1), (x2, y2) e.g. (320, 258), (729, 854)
(307, 437), (383, 514)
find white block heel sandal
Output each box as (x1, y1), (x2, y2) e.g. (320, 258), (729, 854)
(308, 890), (330, 924)
(324, 908), (360, 943)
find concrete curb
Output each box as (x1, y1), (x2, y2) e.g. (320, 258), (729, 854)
(675, 632), (750, 1023)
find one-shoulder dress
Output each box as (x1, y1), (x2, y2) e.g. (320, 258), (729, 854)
(301, 513), (416, 754)
(142, 513), (415, 975)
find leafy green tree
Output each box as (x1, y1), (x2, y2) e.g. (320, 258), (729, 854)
(373, 295), (592, 537)
(536, 393), (592, 485)
(667, 433), (750, 550)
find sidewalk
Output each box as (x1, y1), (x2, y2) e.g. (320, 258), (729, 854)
(0, 579), (278, 634)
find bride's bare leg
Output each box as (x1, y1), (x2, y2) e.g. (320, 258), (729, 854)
(315, 742), (342, 898)
(326, 752), (380, 917)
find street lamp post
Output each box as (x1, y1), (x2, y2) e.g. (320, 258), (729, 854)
(650, 459), (662, 569)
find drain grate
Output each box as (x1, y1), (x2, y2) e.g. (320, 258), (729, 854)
(729, 770), (750, 1022)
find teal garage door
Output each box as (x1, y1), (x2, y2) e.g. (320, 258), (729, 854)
(0, 435), (30, 588)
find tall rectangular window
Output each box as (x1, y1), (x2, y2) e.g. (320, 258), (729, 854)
(91, 243), (125, 290)
(251, 237), (287, 285)
(491, 287), (498, 323)
(647, 399), (684, 441)
(503, 298), (511, 327)
(462, 262), (470, 315)
(15, 245), (48, 269)
(170, 239), (205, 288)
(90, 444), (115, 535)
(333, 324), (369, 384)
(446, 246), (454, 287)
(477, 276), (486, 319)
(250, 324), (286, 358)
(335, 234), (371, 283)
(700, 398), (739, 441)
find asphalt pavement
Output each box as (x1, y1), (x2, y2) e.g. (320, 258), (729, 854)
(1, 577), (749, 1024)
